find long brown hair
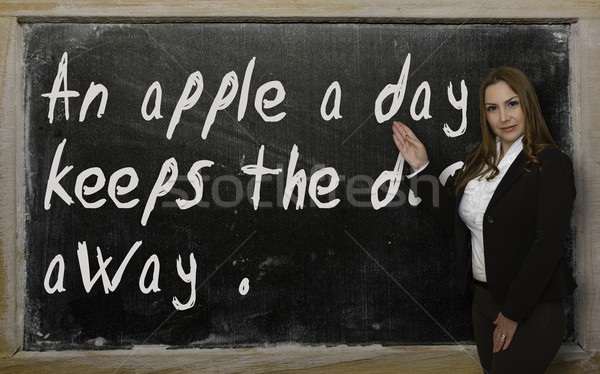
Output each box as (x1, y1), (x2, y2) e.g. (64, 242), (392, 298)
(454, 66), (556, 193)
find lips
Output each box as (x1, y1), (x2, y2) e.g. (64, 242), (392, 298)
(501, 125), (517, 132)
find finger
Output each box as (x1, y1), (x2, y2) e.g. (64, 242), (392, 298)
(403, 129), (427, 153)
(391, 125), (404, 141)
(492, 330), (499, 353)
(393, 120), (407, 130)
(393, 134), (411, 156)
(393, 121), (410, 138)
(502, 335), (513, 351)
(393, 129), (411, 152)
(405, 134), (423, 150)
(493, 333), (501, 353)
(392, 120), (406, 130)
(392, 122), (404, 136)
(493, 329), (506, 354)
(493, 338), (505, 354)
(398, 125), (422, 145)
(392, 133), (404, 151)
(392, 132), (405, 148)
(401, 123), (419, 139)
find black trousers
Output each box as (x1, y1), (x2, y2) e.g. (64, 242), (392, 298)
(471, 282), (565, 374)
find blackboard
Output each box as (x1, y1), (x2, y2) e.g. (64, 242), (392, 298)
(23, 22), (572, 350)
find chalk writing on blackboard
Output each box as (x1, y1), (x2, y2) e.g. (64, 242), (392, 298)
(40, 51), (467, 309)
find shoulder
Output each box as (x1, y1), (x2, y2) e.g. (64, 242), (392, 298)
(536, 146), (574, 177)
(537, 146), (572, 166)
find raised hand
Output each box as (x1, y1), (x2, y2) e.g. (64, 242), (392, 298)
(391, 121), (429, 171)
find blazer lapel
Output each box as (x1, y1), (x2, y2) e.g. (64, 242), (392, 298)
(487, 151), (526, 209)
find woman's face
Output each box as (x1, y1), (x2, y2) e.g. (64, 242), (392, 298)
(484, 81), (526, 154)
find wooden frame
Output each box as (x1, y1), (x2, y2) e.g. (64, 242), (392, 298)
(1, 1), (599, 372)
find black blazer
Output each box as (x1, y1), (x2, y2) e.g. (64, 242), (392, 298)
(410, 147), (576, 323)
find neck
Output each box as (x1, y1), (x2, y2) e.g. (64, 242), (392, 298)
(498, 148), (505, 163)
(498, 140), (514, 164)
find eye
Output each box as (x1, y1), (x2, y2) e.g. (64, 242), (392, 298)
(486, 105), (497, 112)
(507, 100), (519, 108)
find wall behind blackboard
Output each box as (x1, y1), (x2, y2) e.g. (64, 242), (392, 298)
(23, 22), (572, 350)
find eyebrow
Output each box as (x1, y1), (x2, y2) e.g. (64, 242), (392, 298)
(485, 96), (519, 106)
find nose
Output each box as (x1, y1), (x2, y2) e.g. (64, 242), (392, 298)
(499, 107), (510, 122)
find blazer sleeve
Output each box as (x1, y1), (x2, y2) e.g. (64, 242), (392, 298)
(407, 164), (457, 234)
(501, 148), (576, 323)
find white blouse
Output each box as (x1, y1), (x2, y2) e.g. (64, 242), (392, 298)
(458, 135), (524, 282)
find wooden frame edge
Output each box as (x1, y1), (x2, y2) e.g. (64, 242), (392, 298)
(0, 16), (21, 356)
(0, 10), (598, 359)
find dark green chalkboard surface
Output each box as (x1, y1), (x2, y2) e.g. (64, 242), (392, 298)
(23, 22), (572, 349)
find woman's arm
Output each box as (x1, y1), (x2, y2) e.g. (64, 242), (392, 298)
(501, 148), (576, 323)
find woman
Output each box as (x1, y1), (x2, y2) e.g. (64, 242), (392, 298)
(392, 66), (576, 374)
